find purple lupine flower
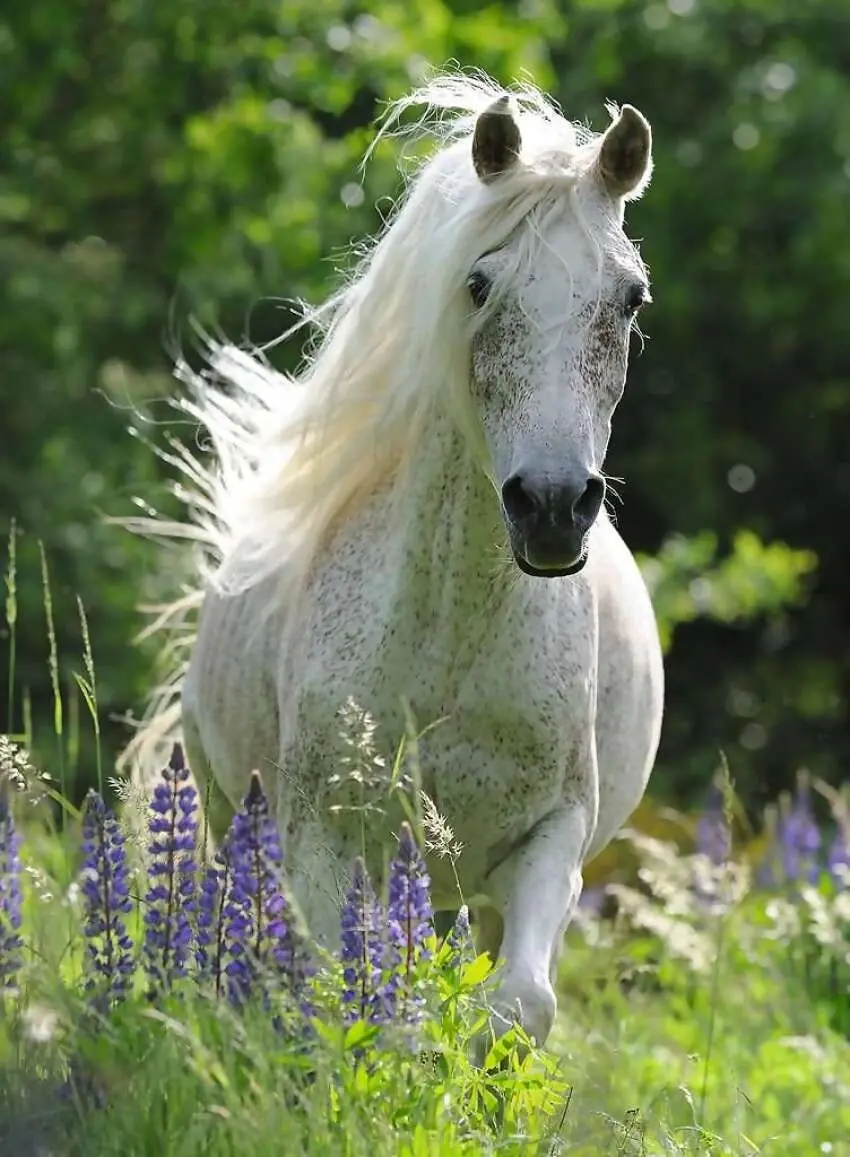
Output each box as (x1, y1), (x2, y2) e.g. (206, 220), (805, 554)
(142, 744), (199, 991)
(827, 825), (850, 886)
(195, 853), (231, 996)
(340, 856), (386, 1024)
(444, 903), (475, 970)
(778, 774), (822, 883)
(696, 783), (731, 865)
(80, 791), (134, 1009)
(447, 904), (470, 952)
(382, 822), (433, 1024)
(0, 794), (24, 990)
(223, 771), (303, 1006)
(577, 887), (606, 917)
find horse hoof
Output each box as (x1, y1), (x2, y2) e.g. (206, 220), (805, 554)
(488, 972), (557, 1051)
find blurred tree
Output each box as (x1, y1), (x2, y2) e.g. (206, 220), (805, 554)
(1, 0), (848, 817)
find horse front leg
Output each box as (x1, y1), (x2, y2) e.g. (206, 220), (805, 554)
(482, 800), (595, 1048)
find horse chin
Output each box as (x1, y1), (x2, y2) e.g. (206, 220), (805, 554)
(513, 549), (588, 579)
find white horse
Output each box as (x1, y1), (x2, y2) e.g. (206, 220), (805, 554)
(125, 71), (664, 1047)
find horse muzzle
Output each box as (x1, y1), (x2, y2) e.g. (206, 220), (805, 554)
(500, 466), (605, 578)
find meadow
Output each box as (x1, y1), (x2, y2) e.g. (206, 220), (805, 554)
(2, 567), (850, 1157)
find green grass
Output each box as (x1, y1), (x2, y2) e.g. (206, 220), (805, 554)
(2, 809), (850, 1157)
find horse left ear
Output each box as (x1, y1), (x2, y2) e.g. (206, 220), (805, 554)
(597, 104), (653, 200)
(472, 95), (522, 183)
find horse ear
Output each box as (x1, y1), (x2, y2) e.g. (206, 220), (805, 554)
(597, 104), (653, 200)
(472, 95), (522, 183)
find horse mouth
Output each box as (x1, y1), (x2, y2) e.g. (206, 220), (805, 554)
(512, 541), (589, 578)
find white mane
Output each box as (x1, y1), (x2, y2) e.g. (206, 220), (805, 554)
(119, 70), (608, 771)
(129, 72), (603, 596)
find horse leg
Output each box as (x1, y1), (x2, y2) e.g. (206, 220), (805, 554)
(284, 819), (355, 951)
(182, 709), (236, 852)
(474, 905), (504, 965)
(482, 804), (592, 1047)
(548, 912), (572, 989)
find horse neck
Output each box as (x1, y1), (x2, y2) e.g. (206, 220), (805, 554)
(387, 401), (512, 630)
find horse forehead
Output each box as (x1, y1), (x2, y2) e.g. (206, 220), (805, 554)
(516, 240), (640, 332)
(535, 211), (641, 280)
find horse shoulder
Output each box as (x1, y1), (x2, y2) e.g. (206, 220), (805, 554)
(586, 516), (664, 857)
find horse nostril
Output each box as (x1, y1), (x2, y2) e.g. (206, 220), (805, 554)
(572, 475), (605, 526)
(502, 473), (541, 522)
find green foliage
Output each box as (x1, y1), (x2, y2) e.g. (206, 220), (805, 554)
(639, 530), (816, 652)
(0, 804), (570, 1157)
(3, 655), (850, 1154)
(554, 844), (850, 1154)
(5, 807), (850, 1155)
(757, 873), (850, 1041)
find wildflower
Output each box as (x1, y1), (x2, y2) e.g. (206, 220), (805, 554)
(421, 792), (464, 862)
(444, 903), (475, 970)
(577, 888), (606, 916)
(827, 826), (850, 886)
(0, 794), (24, 990)
(778, 773), (822, 883)
(340, 857), (385, 1024)
(224, 771), (305, 1006)
(1, 736), (38, 794)
(142, 743), (199, 991)
(327, 699), (398, 819)
(696, 782), (730, 866)
(382, 822), (433, 1023)
(80, 791), (134, 1008)
(195, 853), (230, 995)
(21, 1002), (59, 1043)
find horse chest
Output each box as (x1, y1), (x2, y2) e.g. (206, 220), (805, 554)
(286, 565), (598, 890)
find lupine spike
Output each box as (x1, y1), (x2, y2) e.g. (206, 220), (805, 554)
(196, 854), (230, 995)
(383, 822), (433, 1024)
(827, 825), (850, 885)
(142, 743), (199, 991)
(446, 904), (472, 962)
(696, 781), (731, 865)
(223, 770), (308, 1008)
(0, 793), (24, 991)
(80, 791), (134, 1009)
(778, 771), (822, 884)
(340, 856), (385, 1024)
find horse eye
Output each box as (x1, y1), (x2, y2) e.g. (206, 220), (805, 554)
(467, 270), (492, 310)
(624, 283), (651, 317)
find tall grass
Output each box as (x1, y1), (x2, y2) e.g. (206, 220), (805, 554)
(38, 544), (66, 819)
(4, 521), (16, 734)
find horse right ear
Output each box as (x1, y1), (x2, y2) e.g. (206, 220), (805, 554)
(472, 95), (522, 183)
(597, 104), (653, 201)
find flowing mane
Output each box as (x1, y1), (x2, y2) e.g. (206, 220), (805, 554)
(119, 70), (618, 775)
(127, 72), (606, 596)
